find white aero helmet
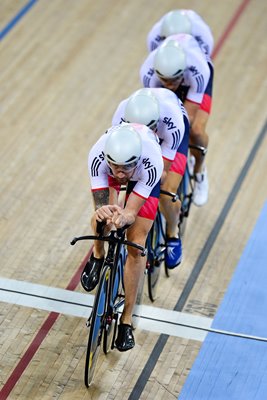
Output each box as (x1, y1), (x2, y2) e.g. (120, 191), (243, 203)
(160, 10), (192, 37)
(124, 88), (160, 129)
(154, 40), (186, 79)
(104, 124), (142, 166)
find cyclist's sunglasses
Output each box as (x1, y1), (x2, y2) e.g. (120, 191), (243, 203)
(155, 69), (184, 84)
(125, 119), (158, 131)
(107, 160), (139, 172)
(146, 119), (158, 131)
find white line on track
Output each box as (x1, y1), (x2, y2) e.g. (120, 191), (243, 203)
(0, 277), (212, 341)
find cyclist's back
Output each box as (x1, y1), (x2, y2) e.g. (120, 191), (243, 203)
(147, 9), (214, 60)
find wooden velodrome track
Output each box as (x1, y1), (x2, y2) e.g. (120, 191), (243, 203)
(1, 0), (267, 399)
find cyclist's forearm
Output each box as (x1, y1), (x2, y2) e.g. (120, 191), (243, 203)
(120, 210), (136, 226)
(122, 193), (145, 225)
(92, 188), (109, 210)
(109, 187), (119, 205)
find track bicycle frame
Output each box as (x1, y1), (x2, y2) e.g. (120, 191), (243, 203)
(71, 224), (146, 387)
(146, 190), (178, 301)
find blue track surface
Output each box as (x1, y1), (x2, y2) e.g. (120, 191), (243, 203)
(179, 201), (267, 399)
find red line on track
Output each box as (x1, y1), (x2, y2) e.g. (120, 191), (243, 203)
(0, 0), (252, 397)
(212, 0), (251, 60)
(0, 249), (92, 400)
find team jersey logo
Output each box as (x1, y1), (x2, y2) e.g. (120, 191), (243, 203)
(143, 158), (157, 187)
(195, 35), (209, 56)
(91, 152), (105, 177)
(189, 65), (205, 93)
(143, 68), (154, 87)
(150, 35), (162, 51)
(179, 101), (187, 117)
(171, 130), (181, 150)
(162, 116), (181, 150)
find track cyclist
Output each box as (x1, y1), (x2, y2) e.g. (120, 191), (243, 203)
(147, 9), (214, 57)
(112, 87), (190, 268)
(80, 123), (163, 351)
(141, 16), (214, 206)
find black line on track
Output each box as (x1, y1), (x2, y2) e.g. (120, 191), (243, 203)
(3, 287), (267, 344)
(0, 287), (92, 309)
(129, 119), (267, 399)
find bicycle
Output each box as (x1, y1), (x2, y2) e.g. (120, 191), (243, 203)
(70, 222), (147, 388)
(146, 144), (207, 298)
(146, 190), (178, 302)
(178, 144), (207, 239)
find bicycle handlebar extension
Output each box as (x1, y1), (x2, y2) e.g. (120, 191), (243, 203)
(160, 189), (179, 203)
(189, 144), (207, 156)
(70, 230), (147, 257)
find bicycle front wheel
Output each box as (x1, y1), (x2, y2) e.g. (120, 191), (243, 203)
(103, 253), (124, 354)
(84, 265), (109, 387)
(178, 169), (190, 240)
(147, 213), (165, 302)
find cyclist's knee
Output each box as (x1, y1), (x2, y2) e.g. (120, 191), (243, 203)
(190, 122), (205, 139)
(128, 216), (152, 237)
(127, 245), (144, 259)
(162, 172), (182, 193)
(190, 112), (209, 138)
(127, 228), (147, 249)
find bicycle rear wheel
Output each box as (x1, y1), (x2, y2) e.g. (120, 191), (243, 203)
(178, 165), (193, 239)
(178, 176), (188, 240)
(84, 264), (109, 387)
(147, 260), (161, 302)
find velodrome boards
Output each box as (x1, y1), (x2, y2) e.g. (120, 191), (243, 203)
(0, 0), (267, 399)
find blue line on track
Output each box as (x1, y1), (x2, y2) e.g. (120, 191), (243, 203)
(0, 0), (39, 41)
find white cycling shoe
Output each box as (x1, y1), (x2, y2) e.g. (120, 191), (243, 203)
(193, 166), (209, 207)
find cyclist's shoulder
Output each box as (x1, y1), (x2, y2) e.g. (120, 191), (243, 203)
(141, 49), (157, 68)
(166, 33), (201, 52)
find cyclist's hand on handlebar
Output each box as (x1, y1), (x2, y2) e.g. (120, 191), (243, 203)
(94, 205), (122, 224)
(111, 209), (135, 229)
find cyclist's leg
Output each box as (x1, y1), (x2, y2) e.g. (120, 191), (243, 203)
(160, 170), (182, 238)
(120, 185), (160, 320)
(190, 63), (213, 207)
(115, 183), (159, 351)
(190, 62), (213, 174)
(121, 215), (154, 326)
(160, 170), (184, 269)
(160, 114), (189, 238)
(115, 216), (154, 351)
(190, 108), (209, 173)
(190, 108), (210, 206)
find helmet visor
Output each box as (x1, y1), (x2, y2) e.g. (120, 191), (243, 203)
(107, 159), (139, 172)
(146, 119), (158, 130)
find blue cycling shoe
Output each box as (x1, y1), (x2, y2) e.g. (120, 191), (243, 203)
(165, 237), (182, 269)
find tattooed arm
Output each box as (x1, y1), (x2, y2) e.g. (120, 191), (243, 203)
(92, 188), (109, 210)
(91, 188), (121, 231)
